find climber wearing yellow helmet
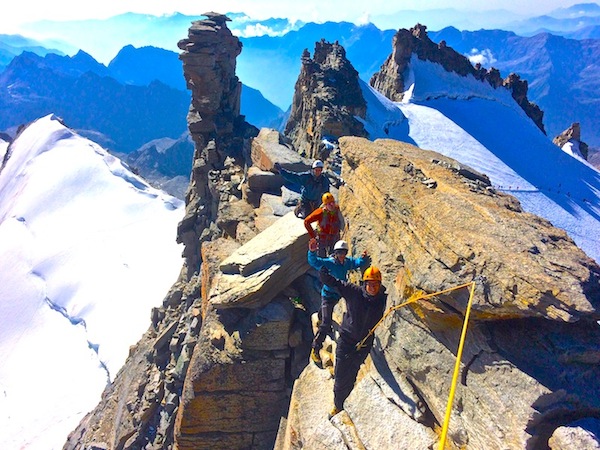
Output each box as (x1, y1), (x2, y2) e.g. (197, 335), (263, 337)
(304, 192), (345, 257)
(319, 264), (387, 419)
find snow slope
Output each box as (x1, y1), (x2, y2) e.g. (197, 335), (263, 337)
(359, 56), (600, 264)
(0, 115), (185, 449)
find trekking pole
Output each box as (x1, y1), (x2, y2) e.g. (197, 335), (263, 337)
(355, 281), (475, 351)
(438, 281), (476, 449)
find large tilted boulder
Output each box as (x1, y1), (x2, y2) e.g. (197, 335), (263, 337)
(208, 211), (310, 309)
(244, 128), (311, 206)
(278, 136), (600, 450)
(250, 128), (309, 173)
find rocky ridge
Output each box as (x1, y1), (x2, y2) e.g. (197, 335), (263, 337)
(278, 137), (600, 449)
(370, 24), (546, 134)
(64, 15), (600, 450)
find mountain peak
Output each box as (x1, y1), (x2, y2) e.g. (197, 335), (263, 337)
(550, 2), (600, 18)
(284, 39), (367, 159)
(370, 23), (546, 133)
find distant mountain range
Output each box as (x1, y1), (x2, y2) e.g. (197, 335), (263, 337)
(12, 4), (600, 64)
(16, 12), (304, 64)
(0, 33), (65, 67)
(0, 46), (284, 153)
(0, 50), (189, 151)
(1, 4), (599, 152)
(237, 22), (600, 147)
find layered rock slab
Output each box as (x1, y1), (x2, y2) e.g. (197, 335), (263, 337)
(338, 136), (600, 448)
(276, 136), (600, 449)
(209, 211), (310, 309)
(339, 137), (599, 322)
(175, 211), (313, 449)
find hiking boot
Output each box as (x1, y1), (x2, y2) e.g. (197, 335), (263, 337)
(310, 348), (322, 365)
(328, 406), (340, 420)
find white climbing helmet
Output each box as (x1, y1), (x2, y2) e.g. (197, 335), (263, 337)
(312, 160), (324, 169)
(333, 240), (349, 252)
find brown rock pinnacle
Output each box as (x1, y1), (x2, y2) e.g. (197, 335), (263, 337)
(284, 39), (368, 159)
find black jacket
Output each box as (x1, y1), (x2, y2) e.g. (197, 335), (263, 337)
(320, 269), (387, 346)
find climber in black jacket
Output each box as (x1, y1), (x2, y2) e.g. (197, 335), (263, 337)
(319, 264), (387, 419)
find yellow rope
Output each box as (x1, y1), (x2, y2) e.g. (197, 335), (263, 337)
(439, 281), (476, 449)
(355, 281), (475, 350)
(353, 278), (477, 448)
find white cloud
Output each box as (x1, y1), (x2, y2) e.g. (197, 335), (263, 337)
(356, 12), (372, 26)
(467, 48), (497, 67)
(236, 23), (290, 38)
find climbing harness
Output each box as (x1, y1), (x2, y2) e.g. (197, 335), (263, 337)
(353, 277), (477, 449)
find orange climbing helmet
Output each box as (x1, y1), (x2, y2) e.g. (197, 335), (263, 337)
(322, 192), (335, 205)
(363, 266), (382, 282)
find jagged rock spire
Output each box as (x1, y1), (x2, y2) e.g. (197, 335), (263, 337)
(176, 14), (251, 279)
(554, 122), (589, 160)
(370, 24), (546, 133)
(284, 39), (368, 159)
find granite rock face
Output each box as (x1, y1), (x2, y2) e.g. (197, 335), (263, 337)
(370, 24), (546, 133)
(338, 137), (599, 322)
(278, 137), (600, 450)
(284, 39), (367, 159)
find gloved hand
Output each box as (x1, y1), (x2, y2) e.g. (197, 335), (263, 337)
(273, 162), (281, 173)
(362, 253), (372, 267)
(319, 266), (330, 275)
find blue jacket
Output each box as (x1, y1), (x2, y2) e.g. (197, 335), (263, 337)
(308, 250), (365, 299)
(279, 168), (331, 203)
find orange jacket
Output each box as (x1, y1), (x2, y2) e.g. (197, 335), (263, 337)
(304, 206), (345, 239)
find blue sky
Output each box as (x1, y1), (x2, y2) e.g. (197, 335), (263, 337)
(0, 1), (590, 32)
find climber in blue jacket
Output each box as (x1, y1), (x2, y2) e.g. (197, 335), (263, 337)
(273, 159), (333, 218)
(307, 237), (370, 365)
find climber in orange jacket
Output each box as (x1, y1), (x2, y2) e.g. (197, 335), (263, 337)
(304, 192), (345, 257)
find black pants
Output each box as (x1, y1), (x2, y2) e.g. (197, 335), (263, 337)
(294, 199), (318, 219)
(333, 336), (372, 410)
(317, 232), (340, 257)
(312, 295), (340, 350)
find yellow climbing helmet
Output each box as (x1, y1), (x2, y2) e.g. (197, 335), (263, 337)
(363, 266), (382, 282)
(322, 192), (335, 205)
